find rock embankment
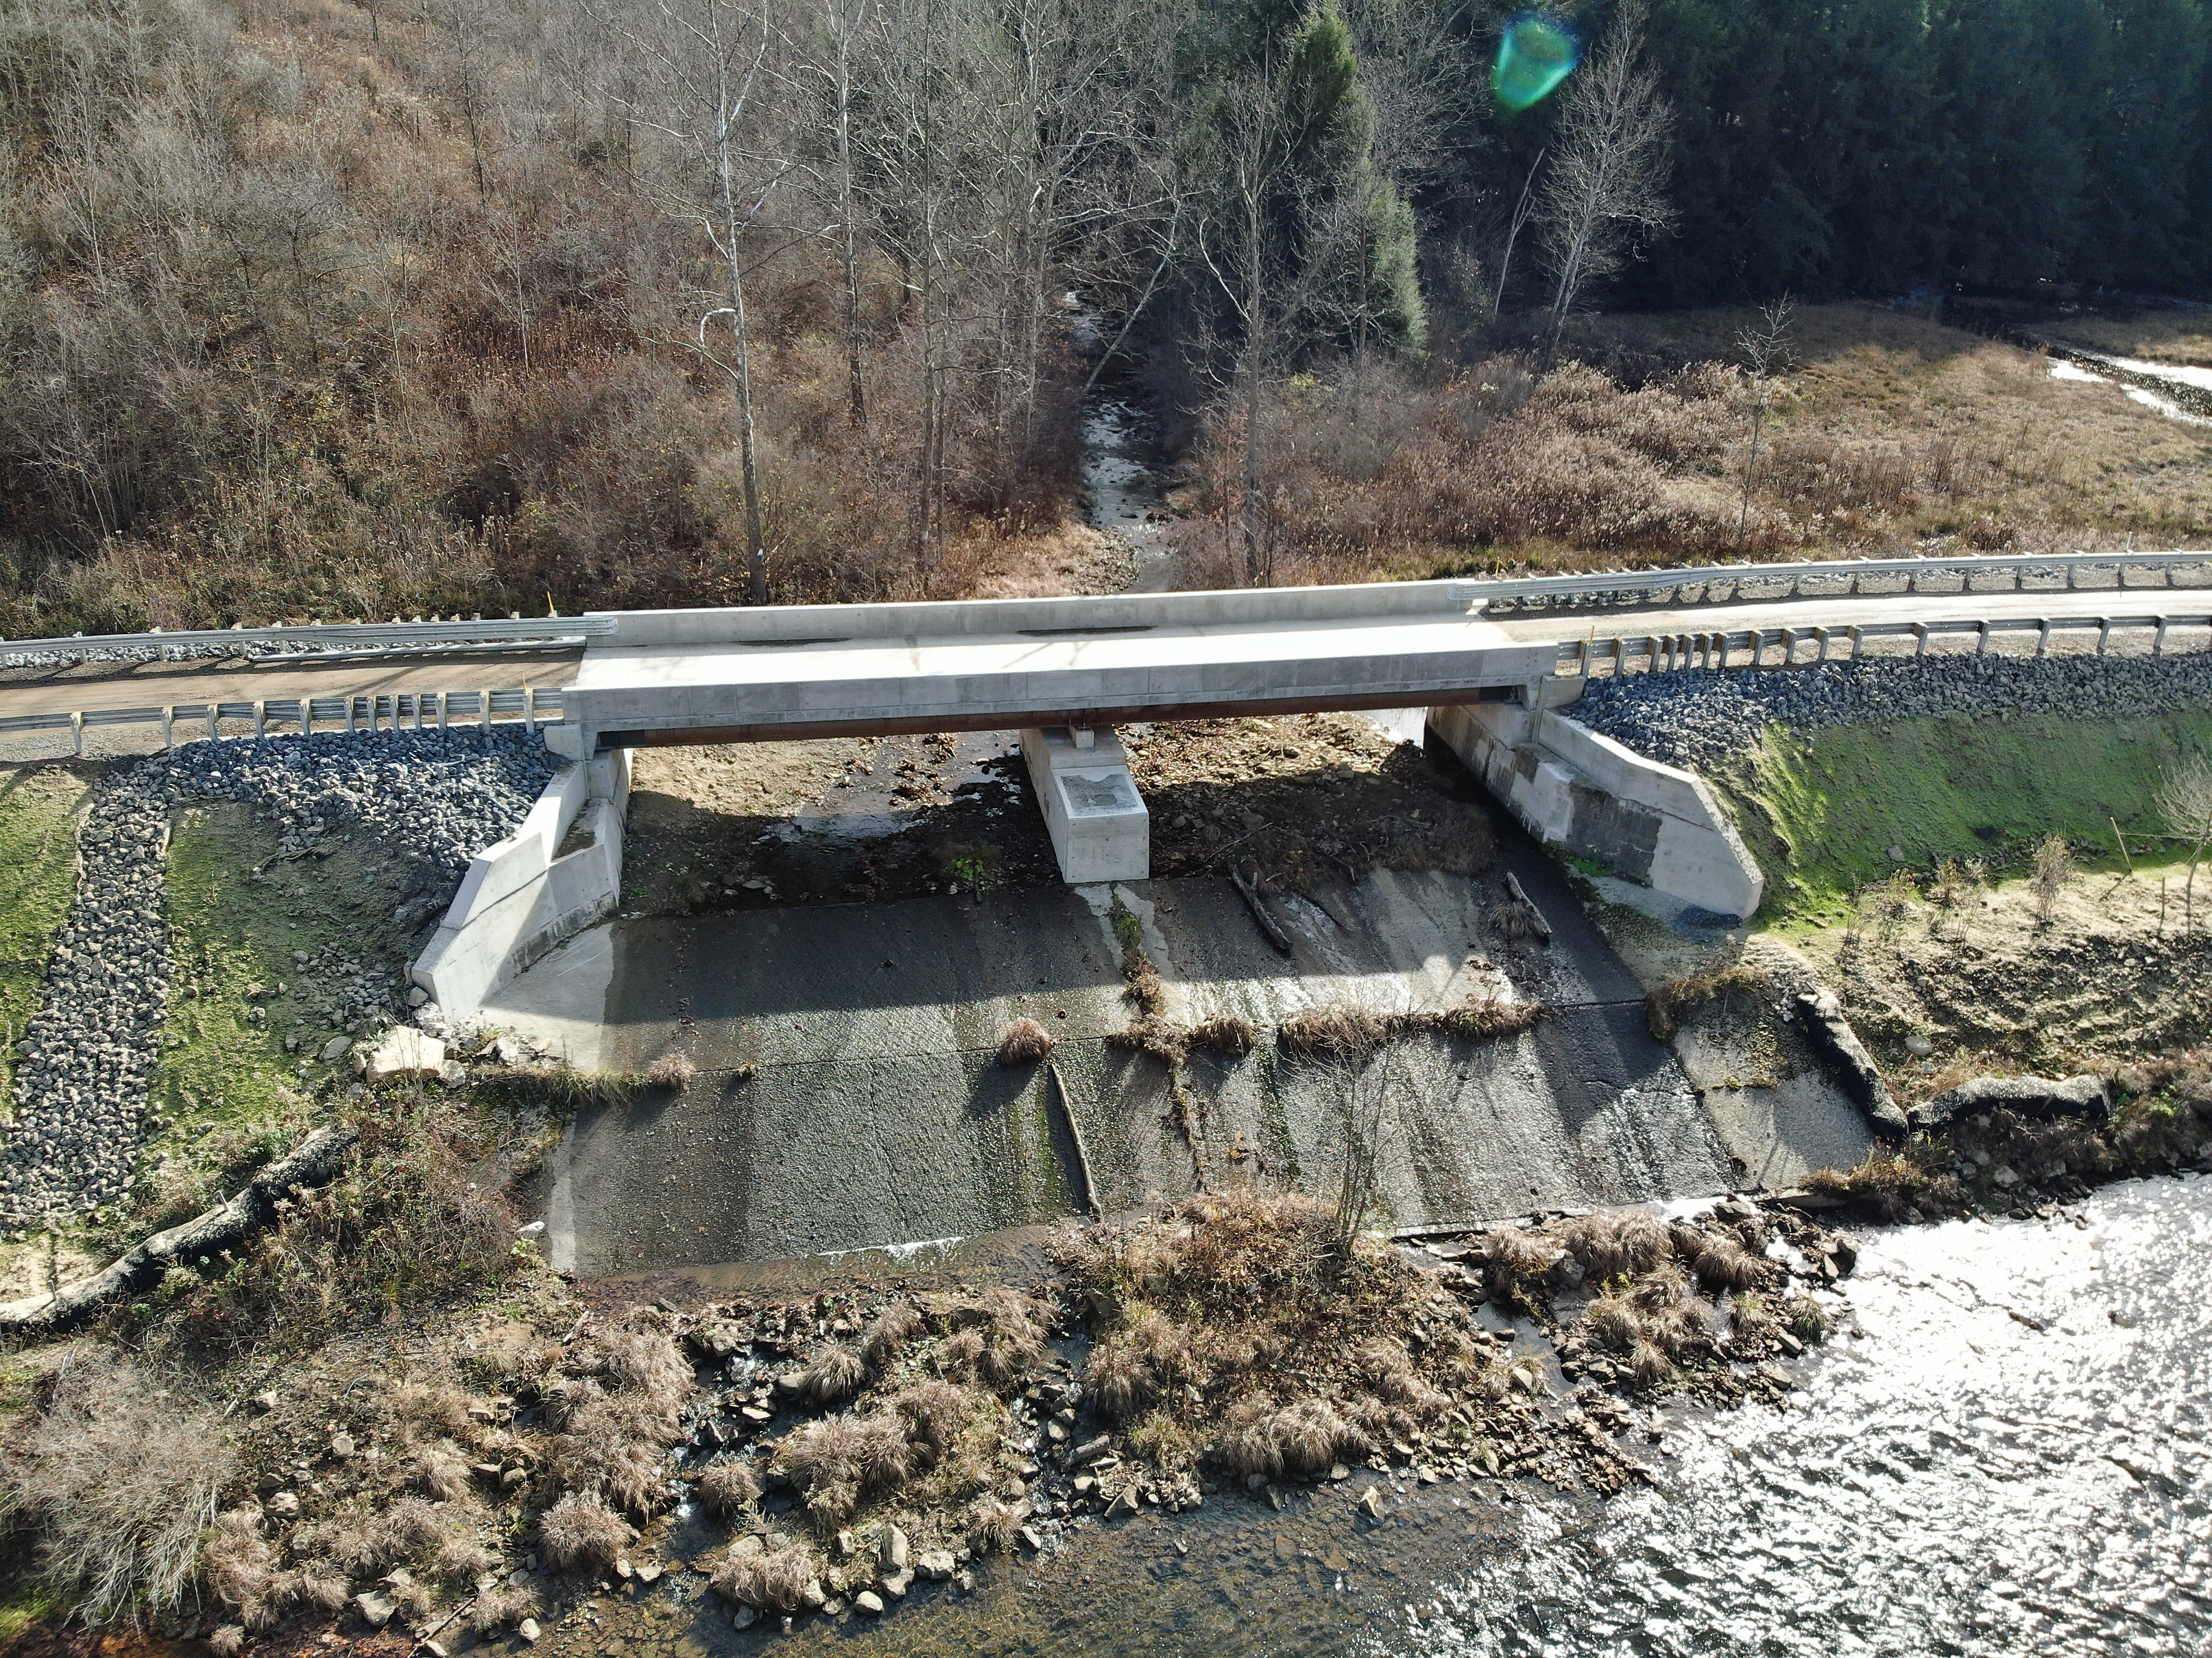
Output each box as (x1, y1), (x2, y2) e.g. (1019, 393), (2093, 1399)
(0, 730), (555, 1225)
(1572, 654), (2212, 771)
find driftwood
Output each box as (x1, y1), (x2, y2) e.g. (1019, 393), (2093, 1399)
(1045, 1062), (1101, 1216)
(1503, 872), (1554, 944)
(1231, 867), (1294, 956)
(0, 1125), (358, 1332)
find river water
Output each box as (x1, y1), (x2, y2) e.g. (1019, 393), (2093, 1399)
(627, 1174), (2210, 1658)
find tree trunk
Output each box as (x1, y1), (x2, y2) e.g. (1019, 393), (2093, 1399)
(833, 8), (868, 434)
(716, 85), (770, 605)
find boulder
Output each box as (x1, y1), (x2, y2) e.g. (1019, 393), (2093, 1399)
(365, 1026), (447, 1085)
(916, 1550), (956, 1582)
(1910, 1073), (2111, 1132)
(1795, 990), (1908, 1137)
(880, 1524), (909, 1572)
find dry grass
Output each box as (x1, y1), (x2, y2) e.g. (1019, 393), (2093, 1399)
(798, 1342), (870, 1407)
(711, 1540), (822, 1613)
(538, 1324), (690, 1517)
(644, 1053), (698, 1091)
(773, 1414), (919, 1530)
(0, 1345), (236, 1623)
(474, 1064), (653, 1110)
(1645, 963), (1770, 1042)
(536, 1491), (633, 1575)
(696, 1459), (762, 1518)
(1185, 305), (2212, 592)
(965, 1495), (1023, 1555)
(1188, 1014), (1260, 1055)
(1059, 1187), (1497, 1482)
(995, 1018), (1056, 1067)
(863, 1301), (923, 1366)
(1561, 1210), (1674, 1281)
(1278, 1005), (1389, 1058)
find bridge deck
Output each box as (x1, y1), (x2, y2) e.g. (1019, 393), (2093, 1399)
(563, 612), (1554, 746)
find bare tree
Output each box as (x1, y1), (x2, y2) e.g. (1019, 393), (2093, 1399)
(1736, 293), (1794, 544)
(1535, 1), (1674, 367)
(2159, 753), (2212, 932)
(1488, 147), (1543, 324)
(572, 0), (788, 604)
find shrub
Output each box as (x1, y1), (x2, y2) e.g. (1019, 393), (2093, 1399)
(996, 1019), (1055, 1066)
(1479, 1226), (1558, 1285)
(0, 1345), (237, 1623)
(537, 1491), (632, 1574)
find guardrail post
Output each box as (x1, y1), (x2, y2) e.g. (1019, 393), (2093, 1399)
(1779, 627), (1798, 666)
(2154, 617), (2169, 657)
(478, 688), (491, 743)
(254, 701), (266, 738)
(161, 707), (175, 750)
(2096, 617), (2113, 655)
(70, 711), (83, 759)
(204, 705), (218, 743)
(2036, 619), (2052, 658)
(1975, 620), (1992, 657)
(524, 686), (539, 732)
(1913, 622), (1930, 658)
(342, 696), (356, 736)
(436, 691), (448, 731)
(1813, 626), (1831, 662)
(1847, 624), (1864, 659)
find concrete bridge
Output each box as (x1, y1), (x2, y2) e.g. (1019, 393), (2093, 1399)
(5, 550), (2208, 1012)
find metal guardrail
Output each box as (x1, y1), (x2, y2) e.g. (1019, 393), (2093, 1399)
(1559, 609), (2212, 676)
(1470, 549), (2209, 610)
(0, 616), (611, 660)
(0, 687), (561, 757)
(0, 552), (2203, 665)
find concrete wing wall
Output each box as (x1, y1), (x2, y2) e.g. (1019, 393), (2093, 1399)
(412, 749), (630, 1016)
(1431, 700), (1764, 921)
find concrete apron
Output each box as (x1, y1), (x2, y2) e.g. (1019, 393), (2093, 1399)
(506, 864), (1792, 1280)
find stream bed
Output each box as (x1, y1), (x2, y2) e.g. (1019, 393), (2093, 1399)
(555, 1174), (2210, 1657)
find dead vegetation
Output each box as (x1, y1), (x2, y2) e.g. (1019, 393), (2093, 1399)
(995, 1019), (1056, 1067)
(1178, 306), (2212, 593)
(1278, 998), (1542, 1057)
(0, 1345), (236, 1623)
(1646, 962), (1772, 1041)
(1792, 1050), (2212, 1225)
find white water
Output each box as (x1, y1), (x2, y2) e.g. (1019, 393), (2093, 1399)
(1377, 1174), (2212, 1656)
(2048, 354), (2212, 428)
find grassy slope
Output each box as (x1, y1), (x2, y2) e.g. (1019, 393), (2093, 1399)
(0, 768), (89, 1114)
(1713, 709), (2212, 928)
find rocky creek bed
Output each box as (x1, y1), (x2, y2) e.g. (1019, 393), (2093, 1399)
(0, 729), (556, 1227)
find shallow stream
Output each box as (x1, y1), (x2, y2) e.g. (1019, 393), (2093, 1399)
(569, 1174), (2211, 1657)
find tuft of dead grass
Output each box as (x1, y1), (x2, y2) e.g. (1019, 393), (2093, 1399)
(696, 1459), (761, 1518)
(0, 1345), (237, 1624)
(996, 1019), (1056, 1066)
(1188, 1014), (1260, 1055)
(644, 1053), (698, 1090)
(537, 1491), (633, 1575)
(1646, 963), (1770, 1042)
(711, 1540), (821, 1613)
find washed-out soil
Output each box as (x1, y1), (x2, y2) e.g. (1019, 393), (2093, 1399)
(618, 716), (1493, 917)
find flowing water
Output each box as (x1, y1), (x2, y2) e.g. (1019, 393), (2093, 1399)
(597, 1174), (2211, 1657)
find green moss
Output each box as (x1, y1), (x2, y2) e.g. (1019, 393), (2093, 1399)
(152, 803), (317, 1139)
(0, 766), (93, 1112)
(1716, 708), (2212, 925)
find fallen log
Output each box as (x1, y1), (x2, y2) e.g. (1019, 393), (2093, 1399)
(0, 1124), (358, 1332)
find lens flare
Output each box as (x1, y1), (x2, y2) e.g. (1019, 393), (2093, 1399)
(1494, 15), (1579, 111)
